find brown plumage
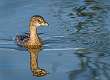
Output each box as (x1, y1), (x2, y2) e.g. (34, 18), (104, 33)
(16, 15), (48, 49)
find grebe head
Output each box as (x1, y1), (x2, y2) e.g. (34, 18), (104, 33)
(30, 15), (48, 27)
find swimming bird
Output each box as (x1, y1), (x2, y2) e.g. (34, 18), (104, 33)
(16, 15), (48, 49)
(15, 15), (48, 77)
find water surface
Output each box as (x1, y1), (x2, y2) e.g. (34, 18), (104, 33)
(0, 0), (110, 80)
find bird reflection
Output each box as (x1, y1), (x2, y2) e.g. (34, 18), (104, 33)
(27, 48), (47, 77)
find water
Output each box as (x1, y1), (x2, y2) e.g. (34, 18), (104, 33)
(0, 0), (110, 80)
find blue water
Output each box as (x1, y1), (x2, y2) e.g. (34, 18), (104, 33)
(0, 0), (110, 80)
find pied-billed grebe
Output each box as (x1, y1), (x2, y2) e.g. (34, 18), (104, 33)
(15, 15), (48, 77)
(16, 15), (48, 49)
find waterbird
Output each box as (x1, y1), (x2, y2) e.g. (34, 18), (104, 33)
(16, 15), (48, 77)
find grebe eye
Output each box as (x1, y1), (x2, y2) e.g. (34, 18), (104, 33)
(34, 18), (38, 21)
(37, 19), (42, 24)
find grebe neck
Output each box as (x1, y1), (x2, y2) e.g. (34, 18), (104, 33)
(29, 25), (39, 41)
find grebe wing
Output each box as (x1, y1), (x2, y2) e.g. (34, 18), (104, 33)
(15, 33), (30, 47)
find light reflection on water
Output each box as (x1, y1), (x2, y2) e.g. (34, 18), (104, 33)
(0, 0), (110, 80)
